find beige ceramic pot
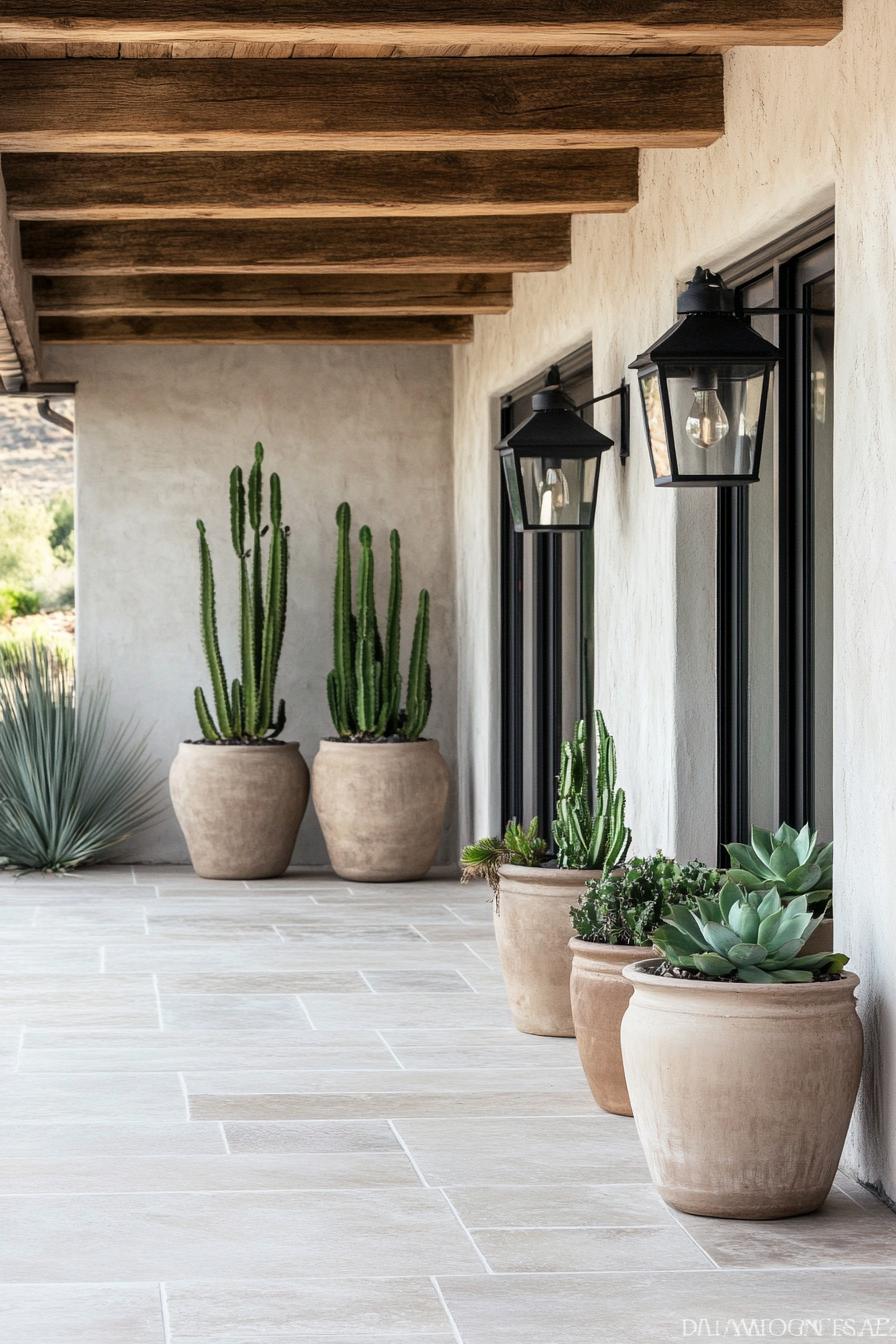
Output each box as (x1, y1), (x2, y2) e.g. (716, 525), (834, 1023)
(802, 915), (834, 955)
(495, 865), (602, 1037)
(311, 739), (449, 882)
(169, 741), (309, 881)
(620, 959), (863, 1219)
(569, 938), (648, 1116)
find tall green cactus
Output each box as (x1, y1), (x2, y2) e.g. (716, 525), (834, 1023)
(194, 442), (289, 742)
(326, 501), (432, 742)
(552, 710), (631, 870)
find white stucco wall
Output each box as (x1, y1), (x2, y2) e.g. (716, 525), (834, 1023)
(45, 342), (457, 868)
(452, 0), (896, 1198)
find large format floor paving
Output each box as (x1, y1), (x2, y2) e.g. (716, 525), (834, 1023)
(0, 864), (893, 1342)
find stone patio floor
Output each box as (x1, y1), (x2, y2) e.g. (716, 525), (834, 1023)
(0, 865), (893, 1342)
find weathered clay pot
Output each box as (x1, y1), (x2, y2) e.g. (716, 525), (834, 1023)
(311, 739), (449, 882)
(620, 959), (863, 1219)
(569, 938), (647, 1116)
(495, 865), (602, 1037)
(169, 741), (309, 881)
(802, 915), (834, 956)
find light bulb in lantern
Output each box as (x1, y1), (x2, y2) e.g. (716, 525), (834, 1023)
(538, 463), (570, 526)
(685, 386), (729, 450)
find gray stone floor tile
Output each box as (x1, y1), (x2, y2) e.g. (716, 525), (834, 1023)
(163, 1275), (453, 1340)
(445, 1182), (674, 1228)
(0, 1121), (226, 1157)
(472, 1223), (712, 1273)
(358, 969), (475, 993)
(438, 1268), (896, 1342)
(223, 1119), (402, 1154)
(381, 1027), (580, 1070)
(276, 925), (429, 945)
(298, 991), (514, 1030)
(0, 1189), (487, 1281)
(20, 1028), (394, 1072)
(186, 1066), (594, 1121)
(674, 1188), (896, 1267)
(159, 993), (315, 1029)
(0, 975), (158, 1026)
(0, 946), (103, 971)
(0, 1030), (21, 1070)
(0, 1283), (164, 1342)
(0, 1151), (420, 1193)
(391, 1115), (651, 1185)
(0, 1072), (187, 1122)
(157, 971), (367, 994)
(105, 942), (485, 973)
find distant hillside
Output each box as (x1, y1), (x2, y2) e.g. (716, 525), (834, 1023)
(0, 398), (74, 501)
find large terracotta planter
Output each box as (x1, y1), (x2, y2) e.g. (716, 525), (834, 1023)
(311, 739), (449, 882)
(569, 938), (647, 1116)
(620, 959), (863, 1219)
(169, 741), (309, 881)
(495, 865), (601, 1037)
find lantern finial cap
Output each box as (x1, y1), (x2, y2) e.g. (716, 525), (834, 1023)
(677, 267), (736, 316)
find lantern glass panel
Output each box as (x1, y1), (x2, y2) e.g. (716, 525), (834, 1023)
(517, 454), (597, 529)
(664, 364), (769, 480)
(639, 371), (671, 479)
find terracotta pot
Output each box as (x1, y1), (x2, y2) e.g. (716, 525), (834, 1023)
(569, 938), (647, 1116)
(311, 739), (449, 882)
(494, 865), (602, 1037)
(169, 741), (309, 881)
(620, 959), (863, 1219)
(802, 915), (834, 955)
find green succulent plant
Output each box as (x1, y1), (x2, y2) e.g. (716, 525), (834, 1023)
(725, 822), (832, 914)
(553, 711), (630, 871)
(460, 818), (547, 897)
(571, 852), (725, 947)
(652, 885), (848, 983)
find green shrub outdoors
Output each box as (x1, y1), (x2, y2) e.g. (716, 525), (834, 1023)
(571, 852), (725, 947)
(0, 640), (161, 872)
(460, 818), (547, 895)
(0, 488), (74, 617)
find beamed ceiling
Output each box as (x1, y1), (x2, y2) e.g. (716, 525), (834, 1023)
(0, 3), (841, 374)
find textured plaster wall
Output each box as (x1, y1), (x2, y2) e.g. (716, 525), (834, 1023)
(452, 0), (896, 1197)
(45, 342), (456, 868)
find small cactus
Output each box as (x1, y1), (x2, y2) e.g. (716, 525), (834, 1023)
(194, 442), (289, 741)
(326, 502), (432, 741)
(553, 711), (631, 870)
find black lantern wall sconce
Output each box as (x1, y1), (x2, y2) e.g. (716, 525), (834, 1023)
(496, 365), (630, 533)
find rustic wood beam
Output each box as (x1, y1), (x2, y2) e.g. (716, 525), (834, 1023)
(4, 150), (639, 220)
(21, 217), (571, 275)
(39, 314), (474, 343)
(0, 163), (40, 388)
(0, 57), (724, 152)
(33, 273), (513, 316)
(0, 3), (843, 50)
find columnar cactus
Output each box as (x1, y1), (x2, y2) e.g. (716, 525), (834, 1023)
(553, 710), (631, 870)
(326, 501), (432, 741)
(194, 442), (289, 741)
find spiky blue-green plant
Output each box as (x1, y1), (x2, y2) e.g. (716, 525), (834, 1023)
(0, 640), (161, 872)
(194, 442), (289, 741)
(653, 885), (848, 983)
(326, 502), (432, 742)
(725, 822), (832, 914)
(553, 711), (631, 870)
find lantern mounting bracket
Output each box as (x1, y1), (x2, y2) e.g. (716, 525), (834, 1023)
(739, 304), (834, 318)
(573, 381), (630, 462)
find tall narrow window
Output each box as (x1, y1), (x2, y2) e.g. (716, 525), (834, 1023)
(500, 348), (594, 832)
(717, 213), (835, 859)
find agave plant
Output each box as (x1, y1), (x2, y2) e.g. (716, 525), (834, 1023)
(460, 818), (547, 897)
(0, 641), (161, 872)
(725, 822), (832, 913)
(653, 884), (847, 983)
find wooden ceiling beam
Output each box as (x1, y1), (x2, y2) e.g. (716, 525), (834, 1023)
(0, 166), (40, 388)
(21, 217), (571, 275)
(32, 273), (514, 315)
(4, 150), (639, 220)
(0, 57), (724, 151)
(0, 3), (843, 50)
(39, 314), (474, 343)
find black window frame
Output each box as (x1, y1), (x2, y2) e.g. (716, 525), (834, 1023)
(716, 209), (835, 861)
(499, 346), (594, 833)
